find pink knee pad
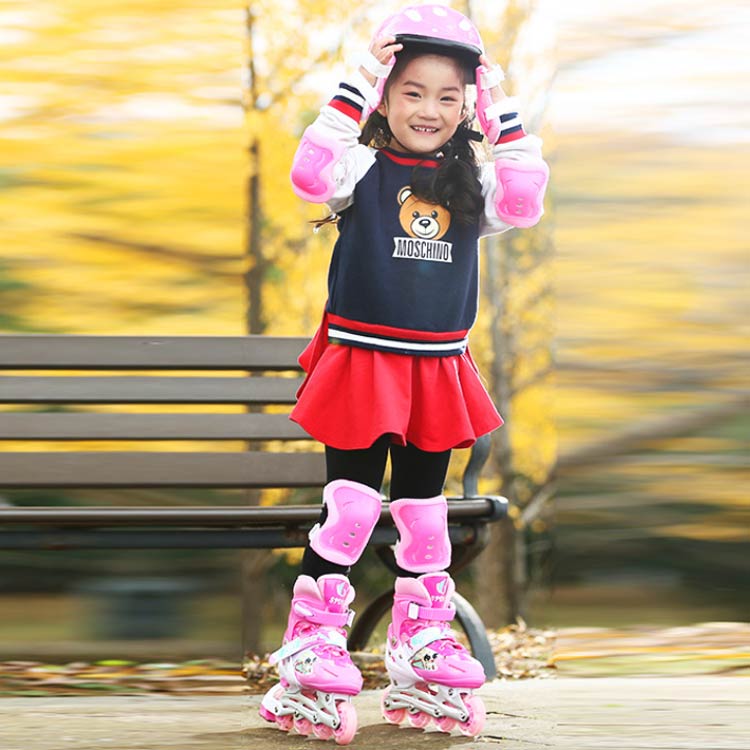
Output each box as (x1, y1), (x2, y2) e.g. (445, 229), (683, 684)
(494, 158), (549, 228)
(290, 127), (346, 204)
(308, 480), (382, 566)
(390, 496), (451, 573)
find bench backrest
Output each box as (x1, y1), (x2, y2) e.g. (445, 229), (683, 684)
(0, 335), (325, 489)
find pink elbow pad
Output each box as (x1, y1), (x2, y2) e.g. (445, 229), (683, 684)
(290, 127), (346, 203)
(308, 480), (382, 566)
(390, 496), (451, 573)
(494, 158), (549, 228)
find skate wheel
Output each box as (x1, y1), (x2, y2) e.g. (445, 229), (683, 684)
(436, 715), (457, 732)
(276, 713), (293, 731)
(407, 711), (431, 729)
(293, 716), (312, 735)
(259, 684), (292, 731)
(380, 689), (406, 725)
(313, 722), (334, 740)
(383, 706), (407, 725)
(458, 695), (486, 737)
(332, 701), (357, 745)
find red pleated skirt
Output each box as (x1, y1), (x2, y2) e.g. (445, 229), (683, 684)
(290, 313), (503, 452)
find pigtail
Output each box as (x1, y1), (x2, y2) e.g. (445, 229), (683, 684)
(433, 120), (484, 225)
(359, 111), (392, 149)
(309, 212), (340, 231)
(410, 120), (484, 225)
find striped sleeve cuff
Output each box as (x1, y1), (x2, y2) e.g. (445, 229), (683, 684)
(495, 111), (527, 144)
(329, 82), (366, 122)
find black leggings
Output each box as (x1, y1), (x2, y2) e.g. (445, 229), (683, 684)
(301, 435), (451, 579)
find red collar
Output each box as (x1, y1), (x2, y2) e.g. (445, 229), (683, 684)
(380, 148), (440, 168)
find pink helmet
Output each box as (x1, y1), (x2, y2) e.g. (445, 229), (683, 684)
(364, 4), (484, 118)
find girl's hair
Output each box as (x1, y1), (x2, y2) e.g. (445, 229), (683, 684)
(359, 49), (485, 225)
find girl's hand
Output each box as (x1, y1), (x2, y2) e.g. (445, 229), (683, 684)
(478, 54), (507, 103)
(359, 35), (403, 86)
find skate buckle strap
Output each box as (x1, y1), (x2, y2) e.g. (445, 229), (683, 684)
(406, 601), (455, 622)
(292, 601), (354, 628)
(407, 626), (448, 655)
(268, 629), (348, 665)
(269, 634), (324, 665)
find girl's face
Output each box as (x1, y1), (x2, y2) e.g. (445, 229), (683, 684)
(378, 54), (467, 155)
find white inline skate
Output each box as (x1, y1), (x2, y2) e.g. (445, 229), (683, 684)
(382, 495), (486, 735)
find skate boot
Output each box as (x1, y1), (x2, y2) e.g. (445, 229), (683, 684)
(259, 574), (360, 744)
(381, 572), (487, 736)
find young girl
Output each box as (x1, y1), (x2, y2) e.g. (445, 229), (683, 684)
(259, 4), (548, 743)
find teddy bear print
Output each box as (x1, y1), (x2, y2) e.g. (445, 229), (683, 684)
(397, 187), (451, 241)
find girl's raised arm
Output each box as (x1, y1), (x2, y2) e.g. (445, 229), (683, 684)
(476, 55), (549, 233)
(289, 39), (403, 211)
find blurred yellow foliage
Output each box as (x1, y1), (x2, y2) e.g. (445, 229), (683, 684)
(0, 1), (746, 555)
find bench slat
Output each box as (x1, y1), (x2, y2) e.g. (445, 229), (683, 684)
(0, 527), (481, 551)
(0, 376), (303, 404)
(0, 499), (505, 526)
(0, 413), (311, 441)
(0, 335), (308, 370)
(0, 452), (326, 488)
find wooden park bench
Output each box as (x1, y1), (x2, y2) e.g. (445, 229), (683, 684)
(0, 334), (508, 677)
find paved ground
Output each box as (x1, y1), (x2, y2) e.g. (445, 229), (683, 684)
(1, 677), (748, 749)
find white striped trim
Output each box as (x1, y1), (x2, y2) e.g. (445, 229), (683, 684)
(348, 70), (381, 108)
(336, 84), (366, 110)
(483, 102), (521, 131)
(499, 114), (523, 133)
(491, 95), (521, 116)
(328, 326), (467, 353)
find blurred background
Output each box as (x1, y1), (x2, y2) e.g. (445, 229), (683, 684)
(0, 0), (748, 664)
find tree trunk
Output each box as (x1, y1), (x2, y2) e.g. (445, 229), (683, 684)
(474, 233), (526, 627)
(245, 136), (266, 335)
(241, 5), (270, 659)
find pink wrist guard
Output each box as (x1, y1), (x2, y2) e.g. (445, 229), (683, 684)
(494, 158), (549, 228)
(390, 496), (451, 573)
(308, 480), (382, 566)
(475, 64), (505, 143)
(290, 127), (346, 203)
